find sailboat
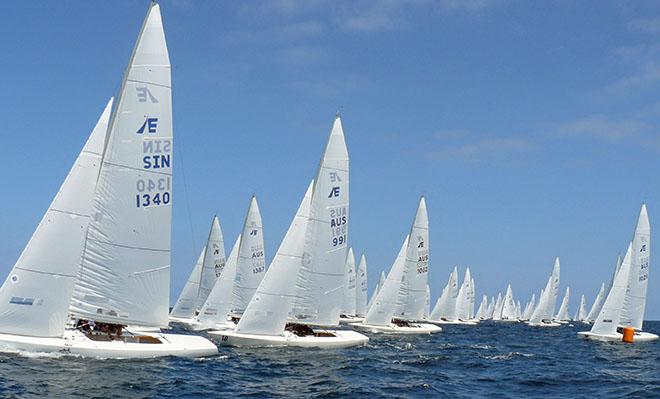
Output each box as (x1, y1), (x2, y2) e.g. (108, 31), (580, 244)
(527, 257), (561, 327)
(491, 292), (504, 321)
(521, 293), (536, 321)
(497, 284), (519, 322)
(355, 254), (368, 319)
(211, 116), (368, 348)
(573, 294), (587, 322)
(579, 204), (657, 342)
(428, 267), (463, 324)
(453, 269), (478, 325)
(584, 282), (605, 323)
(553, 287), (570, 323)
(424, 284), (431, 320)
(354, 198), (441, 334)
(194, 196), (265, 331)
(475, 295), (488, 320)
(367, 271), (385, 312)
(0, 3), (216, 357)
(169, 216), (224, 325)
(339, 249), (359, 323)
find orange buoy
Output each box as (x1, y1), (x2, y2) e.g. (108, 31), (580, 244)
(622, 327), (635, 343)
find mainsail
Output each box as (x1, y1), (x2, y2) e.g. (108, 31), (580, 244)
(291, 116), (350, 326)
(231, 196), (266, 315)
(0, 99), (112, 337)
(70, 3), (173, 327)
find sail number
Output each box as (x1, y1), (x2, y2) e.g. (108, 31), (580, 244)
(417, 253), (429, 274)
(330, 206), (348, 247)
(135, 177), (171, 208)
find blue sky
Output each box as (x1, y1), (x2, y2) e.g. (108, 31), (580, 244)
(1, 0), (659, 319)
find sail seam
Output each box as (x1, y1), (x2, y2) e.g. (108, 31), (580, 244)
(102, 161), (173, 176)
(126, 78), (171, 89)
(49, 208), (90, 218)
(13, 267), (76, 278)
(86, 238), (169, 253)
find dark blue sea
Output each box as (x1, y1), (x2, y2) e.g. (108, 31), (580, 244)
(0, 321), (658, 398)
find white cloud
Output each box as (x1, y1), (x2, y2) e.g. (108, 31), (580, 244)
(629, 17), (660, 34)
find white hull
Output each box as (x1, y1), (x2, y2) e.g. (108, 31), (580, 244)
(527, 321), (561, 327)
(0, 329), (217, 358)
(209, 329), (369, 349)
(339, 316), (365, 325)
(578, 331), (659, 343)
(353, 322), (442, 335)
(493, 319), (519, 323)
(427, 319), (477, 326)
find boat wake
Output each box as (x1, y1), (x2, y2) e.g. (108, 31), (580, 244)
(482, 351), (534, 361)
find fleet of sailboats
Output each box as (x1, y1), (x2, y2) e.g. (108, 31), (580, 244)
(0, 2), (656, 359)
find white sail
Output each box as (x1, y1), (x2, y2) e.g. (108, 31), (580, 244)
(341, 248), (357, 316)
(394, 197), (429, 320)
(516, 300), (522, 319)
(529, 257), (560, 324)
(430, 266), (458, 321)
(0, 99), (112, 337)
(620, 204), (651, 330)
(522, 293), (536, 320)
(231, 196), (266, 315)
(492, 292), (503, 320)
(367, 271), (386, 311)
(455, 268), (473, 320)
(574, 294), (587, 321)
(364, 236), (409, 326)
(196, 235), (240, 327)
(487, 296), (495, 319)
(69, 4), (172, 327)
(469, 278), (476, 319)
(170, 216), (225, 318)
(590, 244), (632, 335)
(236, 181), (313, 336)
(355, 254), (368, 317)
(585, 282), (605, 323)
(291, 116), (349, 326)
(554, 287), (570, 321)
(501, 284), (517, 320)
(475, 295), (488, 319)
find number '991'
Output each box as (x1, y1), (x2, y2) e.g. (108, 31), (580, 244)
(332, 234), (346, 247)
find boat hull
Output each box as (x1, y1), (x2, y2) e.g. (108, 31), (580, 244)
(208, 329), (369, 348)
(426, 319), (477, 326)
(527, 321), (561, 327)
(353, 322), (442, 334)
(339, 316), (365, 325)
(578, 331), (659, 343)
(0, 329), (218, 358)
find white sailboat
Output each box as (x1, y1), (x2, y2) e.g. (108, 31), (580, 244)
(428, 267), (462, 324)
(195, 196), (265, 331)
(573, 294), (587, 322)
(553, 287), (570, 323)
(486, 296), (495, 319)
(0, 3), (216, 357)
(355, 254), (369, 319)
(528, 257), (561, 327)
(498, 284), (519, 322)
(475, 295), (488, 320)
(584, 282), (605, 323)
(579, 204), (657, 342)
(491, 292), (504, 321)
(211, 116), (368, 348)
(521, 293), (536, 321)
(355, 198), (441, 334)
(339, 248), (359, 322)
(169, 216), (224, 324)
(454, 269), (478, 325)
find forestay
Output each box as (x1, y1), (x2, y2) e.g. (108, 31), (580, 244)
(70, 4), (173, 327)
(0, 99), (112, 337)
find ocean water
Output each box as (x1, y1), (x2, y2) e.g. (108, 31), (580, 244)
(0, 321), (658, 398)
